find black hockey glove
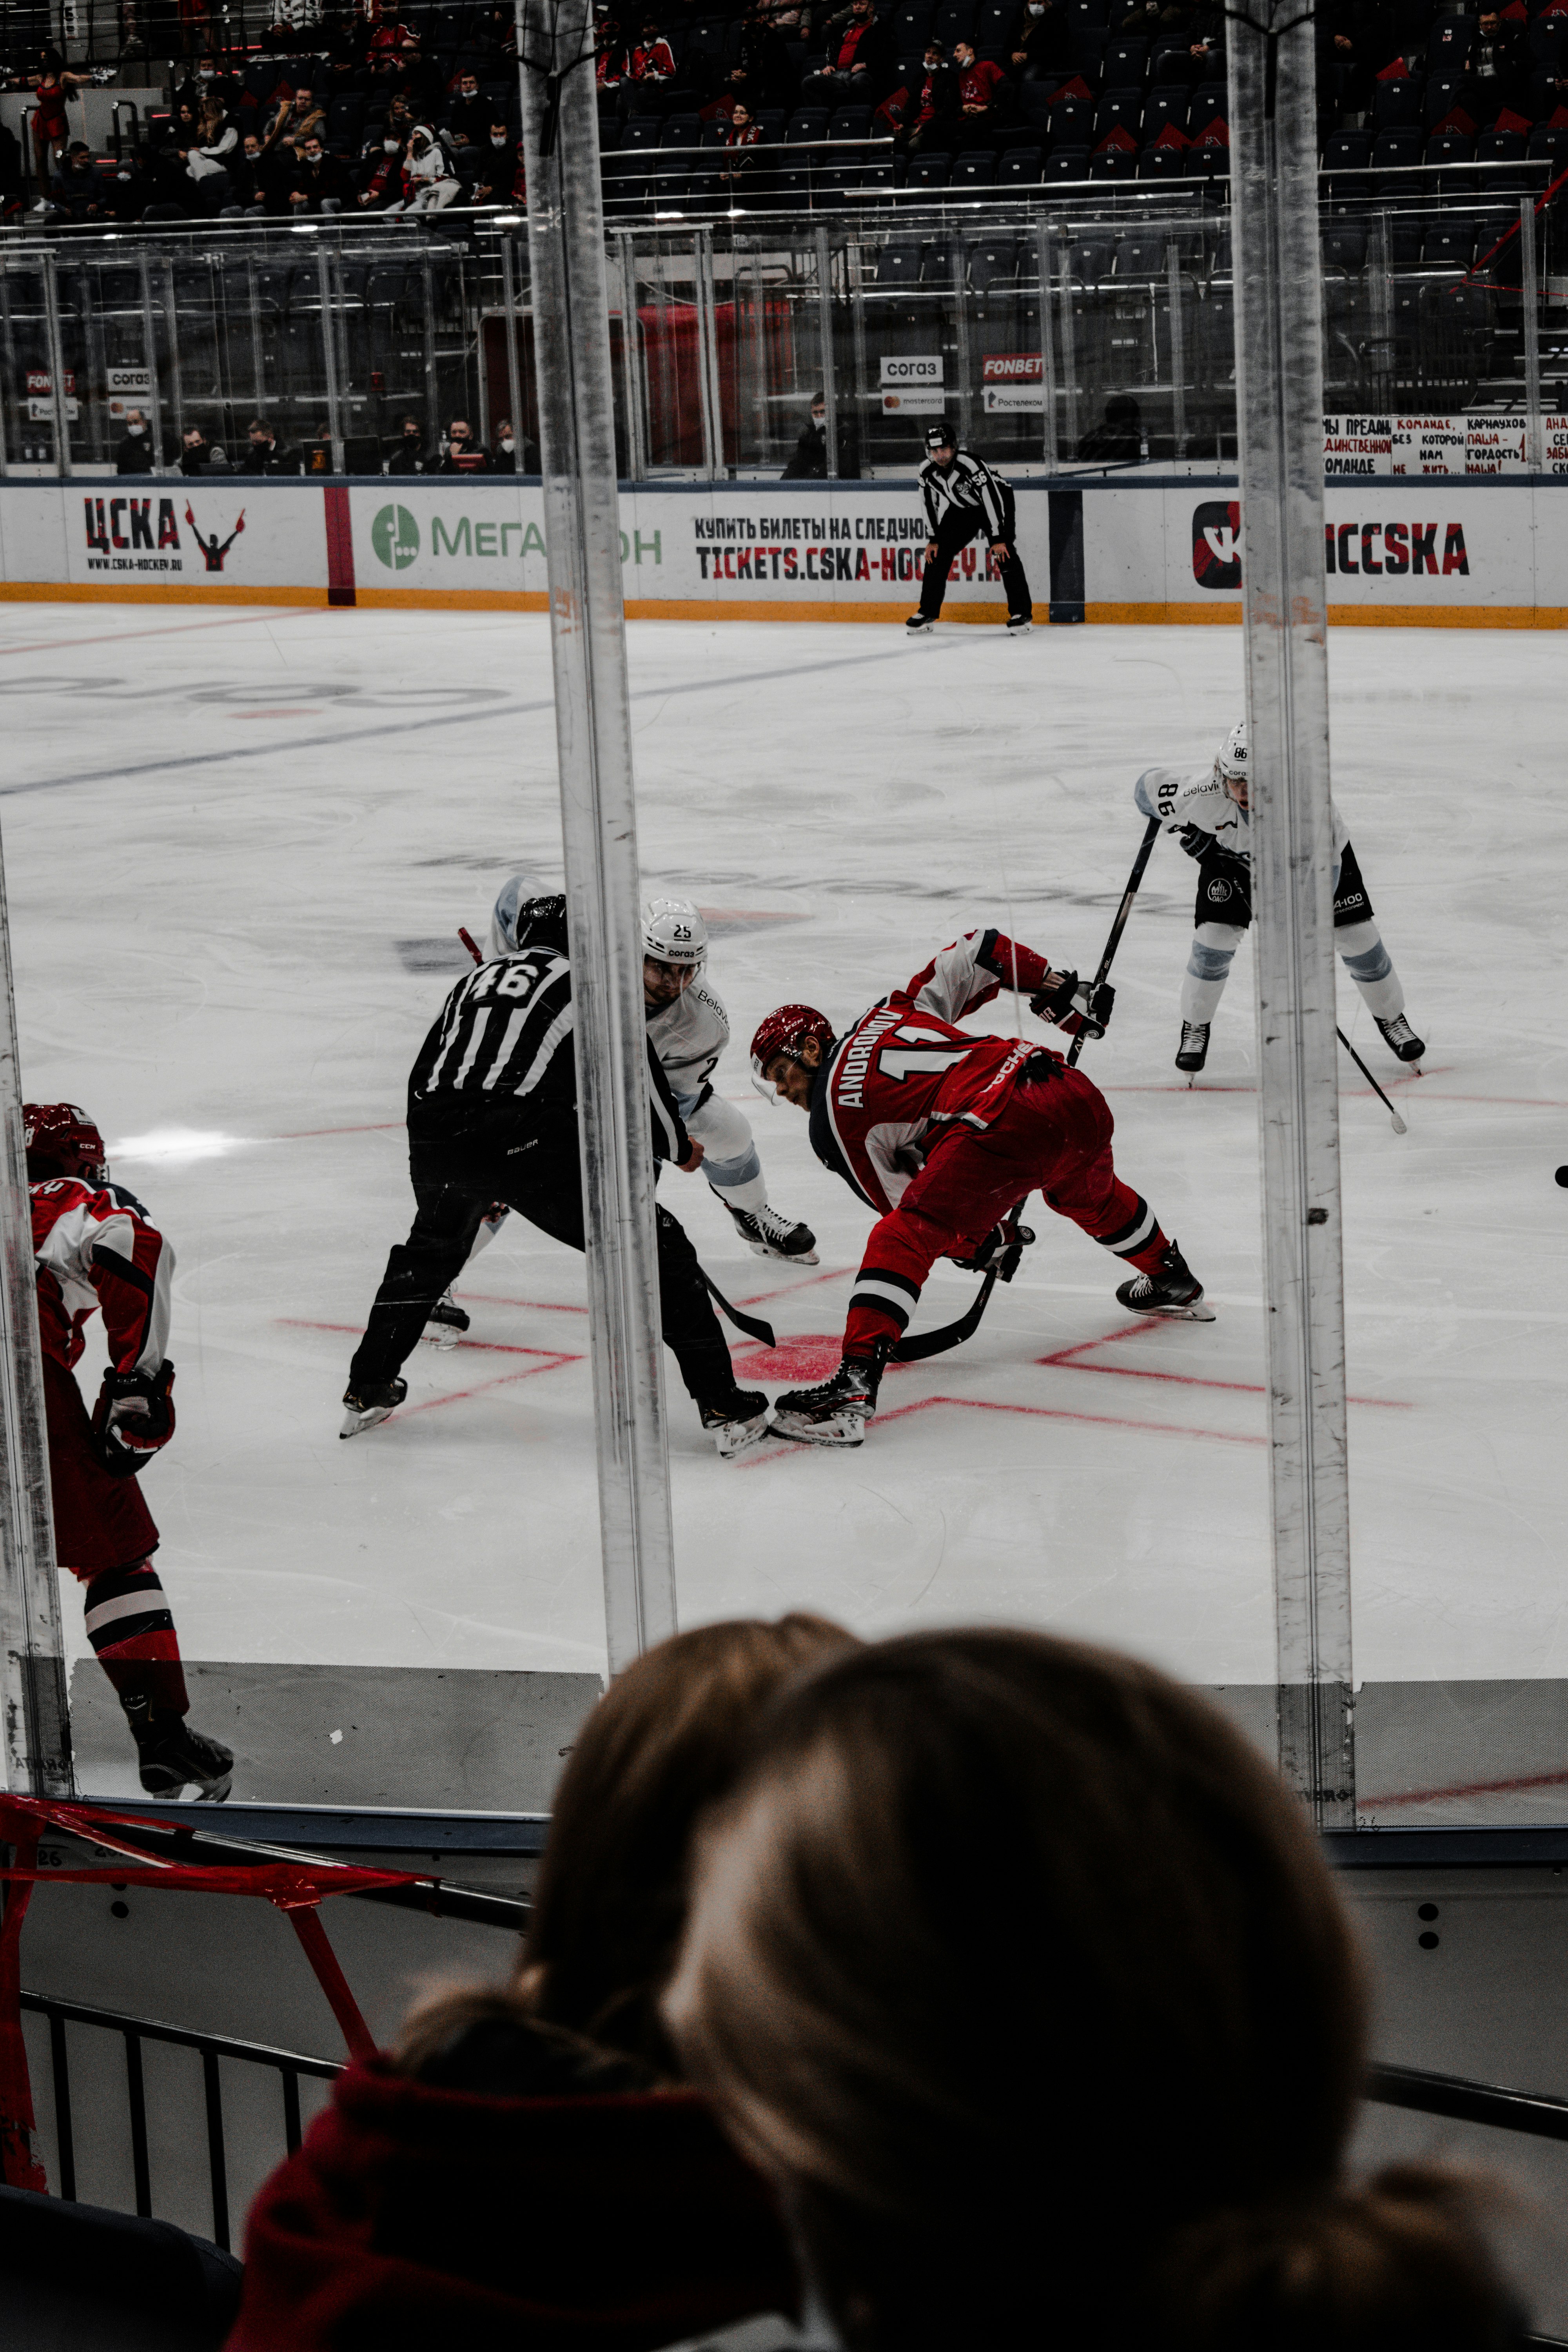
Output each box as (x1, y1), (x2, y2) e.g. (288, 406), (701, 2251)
(93, 1361), (176, 1479)
(1177, 822), (1212, 862)
(950, 1218), (1036, 1278)
(1030, 971), (1116, 1040)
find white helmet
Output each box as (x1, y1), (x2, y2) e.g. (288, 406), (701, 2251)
(641, 895), (707, 971)
(1214, 717), (1247, 786)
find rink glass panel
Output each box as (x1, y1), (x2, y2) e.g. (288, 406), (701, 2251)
(0, 197), (1563, 1830)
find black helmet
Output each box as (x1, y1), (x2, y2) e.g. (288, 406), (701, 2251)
(925, 420), (956, 451)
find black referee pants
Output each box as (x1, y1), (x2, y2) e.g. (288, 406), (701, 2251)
(918, 484), (1032, 621)
(347, 1134), (735, 1402)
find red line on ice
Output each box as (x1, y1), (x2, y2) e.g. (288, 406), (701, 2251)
(281, 1318), (579, 1363)
(1363, 1764), (1568, 1809)
(0, 610), (312, 658)
(276, 1121), (406, 1139)
(399, 1353), (581, 1418)
(737, 1392), (1267, 1462)
(1038, 1320), (1409, 1408)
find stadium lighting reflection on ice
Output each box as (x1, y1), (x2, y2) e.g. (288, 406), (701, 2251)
(109, 1129), (245, 1166)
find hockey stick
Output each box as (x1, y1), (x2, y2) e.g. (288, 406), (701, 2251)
(1065, 814), (1162, 1069)
(696, 1268), (776, 1348)
(891, 1218), (1032, 1363)
(1338, 1027), (1408, 1136)
(459, 926), (483, 965)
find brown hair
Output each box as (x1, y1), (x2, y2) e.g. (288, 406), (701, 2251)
(399, 1613), (855, 2079)
(665, 1629), (1513, 2352)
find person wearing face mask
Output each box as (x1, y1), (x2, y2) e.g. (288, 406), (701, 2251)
(444, 68), (490, 148)
(287, 129), (350, 210)
(241, 418), (299, 475)
(115, 407), (156, 475)
(105, 151), (152, 220)
(385, 416), (426, 473)
(488, 418), (541, 474)
(399, 122), (460, 210)
(466, 117), (514, 201)
(356, 126), (406, 208)
(1010, 0), (1069, 80)
(779, 388), (857, 481)
(437, 419), (490, 474)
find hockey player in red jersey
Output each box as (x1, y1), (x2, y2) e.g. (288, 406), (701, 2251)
(750, 929), (1212, 1446)
(26, 1104), (233, 1798)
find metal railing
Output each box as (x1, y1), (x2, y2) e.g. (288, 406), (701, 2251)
(20, 1985), (341, 2251)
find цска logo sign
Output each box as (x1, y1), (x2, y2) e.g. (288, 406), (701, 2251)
(1192, 500), (1242, 590)
(372, 504), (420, 570)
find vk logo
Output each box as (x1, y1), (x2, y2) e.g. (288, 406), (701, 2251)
(1192, 499), (1242, 591)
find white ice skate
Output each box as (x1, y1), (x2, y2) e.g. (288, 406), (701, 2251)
(1376, 1014), (1425, 1066)
(1115, 1242), (1215, 1323)
(722, 1201), (819, 1264)
(339, 1377), (408, 1437)
(423, 1291), (469, 1350)
(905, 613), (934, 635)
(772, 1355), (882, 1448)
(1005, 611), (1033, 634)
(1176, 1021), (1210, 1077)
(699, 1387), (772, 1458)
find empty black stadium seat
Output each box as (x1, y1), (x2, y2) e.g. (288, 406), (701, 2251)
(1423, 215), (1477, 269)
(951, 149), (997, 187)
(1070, 25), (1107, 76)
(1371, 126), (1423, 181)
(1069, 230), (1114, 283)
(787, 106), (829, 139)
(974, 0), (1018, 45)
(1374, 75), (1422, 128)
(1090, 140), (1136, 178)
(1094, 85), (1142, 141)
(907, 150), (951, 185)
(1389, 213), (1425, 265)
(1047, 95), (1092, 143)
(1427, 13), (1475, 71)
(996, 142), (1043, 185)
(875, 237), (924, 283)
(1322, 218), (1368, 270)
(968, 234), (1018, 290)
(1138, 142), (1187, 181)
(1115, 233), (1165, 278)
(827, 103), (871, 139)
(932, 0), (974, 41)
(1191, 77), (1227, 121)
(1323, 127), (1374, 182)
(1424, 70), (1468, 128)
(1017, 82), (1056, 125)
(1143, 87), (1189, 140)
(1042, 143), (1089, 182)
(662, 111), (701, 144)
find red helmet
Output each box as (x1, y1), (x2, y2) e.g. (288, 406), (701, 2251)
(24, 1103), (108, 1186)
(750, 1004), (835, 1099)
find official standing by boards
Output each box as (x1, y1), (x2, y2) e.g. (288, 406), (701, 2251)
(907, 421), (1034, 635)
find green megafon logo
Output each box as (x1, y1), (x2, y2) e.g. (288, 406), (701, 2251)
(371, 504), (419, 570)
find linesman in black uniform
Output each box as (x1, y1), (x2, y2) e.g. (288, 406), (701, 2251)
(341, 891), (770, 1457)
(907, 420), (1033, 634)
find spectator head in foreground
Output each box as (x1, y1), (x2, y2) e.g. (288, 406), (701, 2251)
(402, 1611), (857, 2074)
(665, 1628), (1517, 2352)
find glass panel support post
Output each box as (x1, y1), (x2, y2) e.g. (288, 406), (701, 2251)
(500, 232), (528, 469)
(138, 252), (166, 475)
(1370, 211), (1392, 413)
(813, 223), (838, 477)
(315, 248), (345, 474)
(0, 272), (13, 479)
(521, 0), (677, 1673)
(612, 234), (649, 483)
(1035, 219), (1058, 472)
(160, 260), (185, 449)
(1166, 236), (1187, 458)
(41, 255), (73, 481)
(0, 822), (73, 1798)
(1228, 2), (1355, 1829)
(847, 233), (869, 480)
(1521, 196), (1543, 473)
(1057, 234), (1079, 456)
(949, 233), (972, 445)
(693, 227), (725, 479)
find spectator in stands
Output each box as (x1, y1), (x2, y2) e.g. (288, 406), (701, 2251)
(114, 408), (155, 473)
(437, 418), (490, 473)
(385, 415), (426, 472)
(490, 418), (540, 472)
(358, 128), (407, 207)
(242, 418), (298, 474)
(183, 93), (237, 209)
(1470, 8), (1531, 125)
(621, 14), (678, 115)
(285, 130), (352, 209)
(229, 1616), (853, 2352)
(1077, 391), (1143, 463)
(464, 121), (515, 203)
(907, 40), (958, 152)
(104, 151), (152, 220)
(719, 0), (800, 118)
(722, 96), (765, 185)
(781, 390), (840, 478)
(445, 66), (491, 149)
(48, 140), (104, 218)
(801, 0), (893, 106)
(399, 122), (461, 210)
(1011, 0), (1071, 82)
(263, 82), (325, 156)
(596, 12), (626, 91)
(178, 426), (224, 475)
(949, 38), (1009, 145)
(665, 1628), (1521, 2352)
(229, 131), (272, 207)
(31, 54), (88, 189)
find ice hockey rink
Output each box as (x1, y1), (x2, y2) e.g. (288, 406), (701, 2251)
(5, 599), (1564, 1819)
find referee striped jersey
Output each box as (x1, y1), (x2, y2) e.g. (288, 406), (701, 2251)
(918, 447), (1011, 540)
(408, 944), (690, 1159)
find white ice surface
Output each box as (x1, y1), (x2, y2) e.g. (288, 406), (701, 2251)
(2, 603), (1563, 1710)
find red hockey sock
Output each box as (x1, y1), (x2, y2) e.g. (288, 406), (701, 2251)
(84, 1562), (189, 1717)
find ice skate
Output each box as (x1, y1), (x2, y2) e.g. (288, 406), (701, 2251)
(699, 1387), (772, 1459)
(1375, 1014), (1425, 1065)
(773, 1352), (884, 1448)
(122, 1695), (234, 1802)
(1005, 611), (1033, 633)
(423, 1291), (469, 1350)
(905, 613), (934, 634)
(1175, 1021), (1210, 1075)
(722, 1200), (819, 1265)
(339, 1377), (407, 1437)
(1116, 1241), (1215, 1323)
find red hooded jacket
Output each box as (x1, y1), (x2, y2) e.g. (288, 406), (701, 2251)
(226, 2039), (797, 2352)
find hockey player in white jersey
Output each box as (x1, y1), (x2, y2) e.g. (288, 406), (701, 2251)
(425, 880), (816, 1344)
(1135, 720), (1425, 1076)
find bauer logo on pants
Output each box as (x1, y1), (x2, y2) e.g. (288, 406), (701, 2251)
(1192, 499), (1242, 590)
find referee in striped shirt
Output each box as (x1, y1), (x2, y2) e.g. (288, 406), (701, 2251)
(907, 420), (1034, 634)
(341, 891), (766, 1453)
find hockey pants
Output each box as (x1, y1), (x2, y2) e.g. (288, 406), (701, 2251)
(1182, 843), (1405, 1027)
(918, 489), (1032, 622)
(679, 1088), (768, 1216)
(349, 1136), (735, 1402)
(843, 1064), (1172, 1359)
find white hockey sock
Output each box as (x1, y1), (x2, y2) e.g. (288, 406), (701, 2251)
(1336, 920), (1405, 1023)
(1180, 922), (1243, 1026)
(708, 1168), (769, 1214)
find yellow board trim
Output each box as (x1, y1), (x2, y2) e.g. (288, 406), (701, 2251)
(0, 582), (1563, 628)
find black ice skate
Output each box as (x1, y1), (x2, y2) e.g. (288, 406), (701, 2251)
(339, 1376), (408, 1438)
(772, 1350), (886, 1448)
(699, 1387), (771, 1459)
(1116, 1240), (1216, 1323)
(1375, 1014), (1425, 1065)
(423, 1292), (470, 1350)
(121, 1694), (234, 1802)
(1005, 611), (1033, 633)
(1175, 1021), (1210, 1075)
(722, 1200), (820, 1265)
(905, 613), (934, 634)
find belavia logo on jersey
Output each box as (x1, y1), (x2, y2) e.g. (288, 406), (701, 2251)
(1192, 500), (1242, 590)
(82, 494), (187, 573)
